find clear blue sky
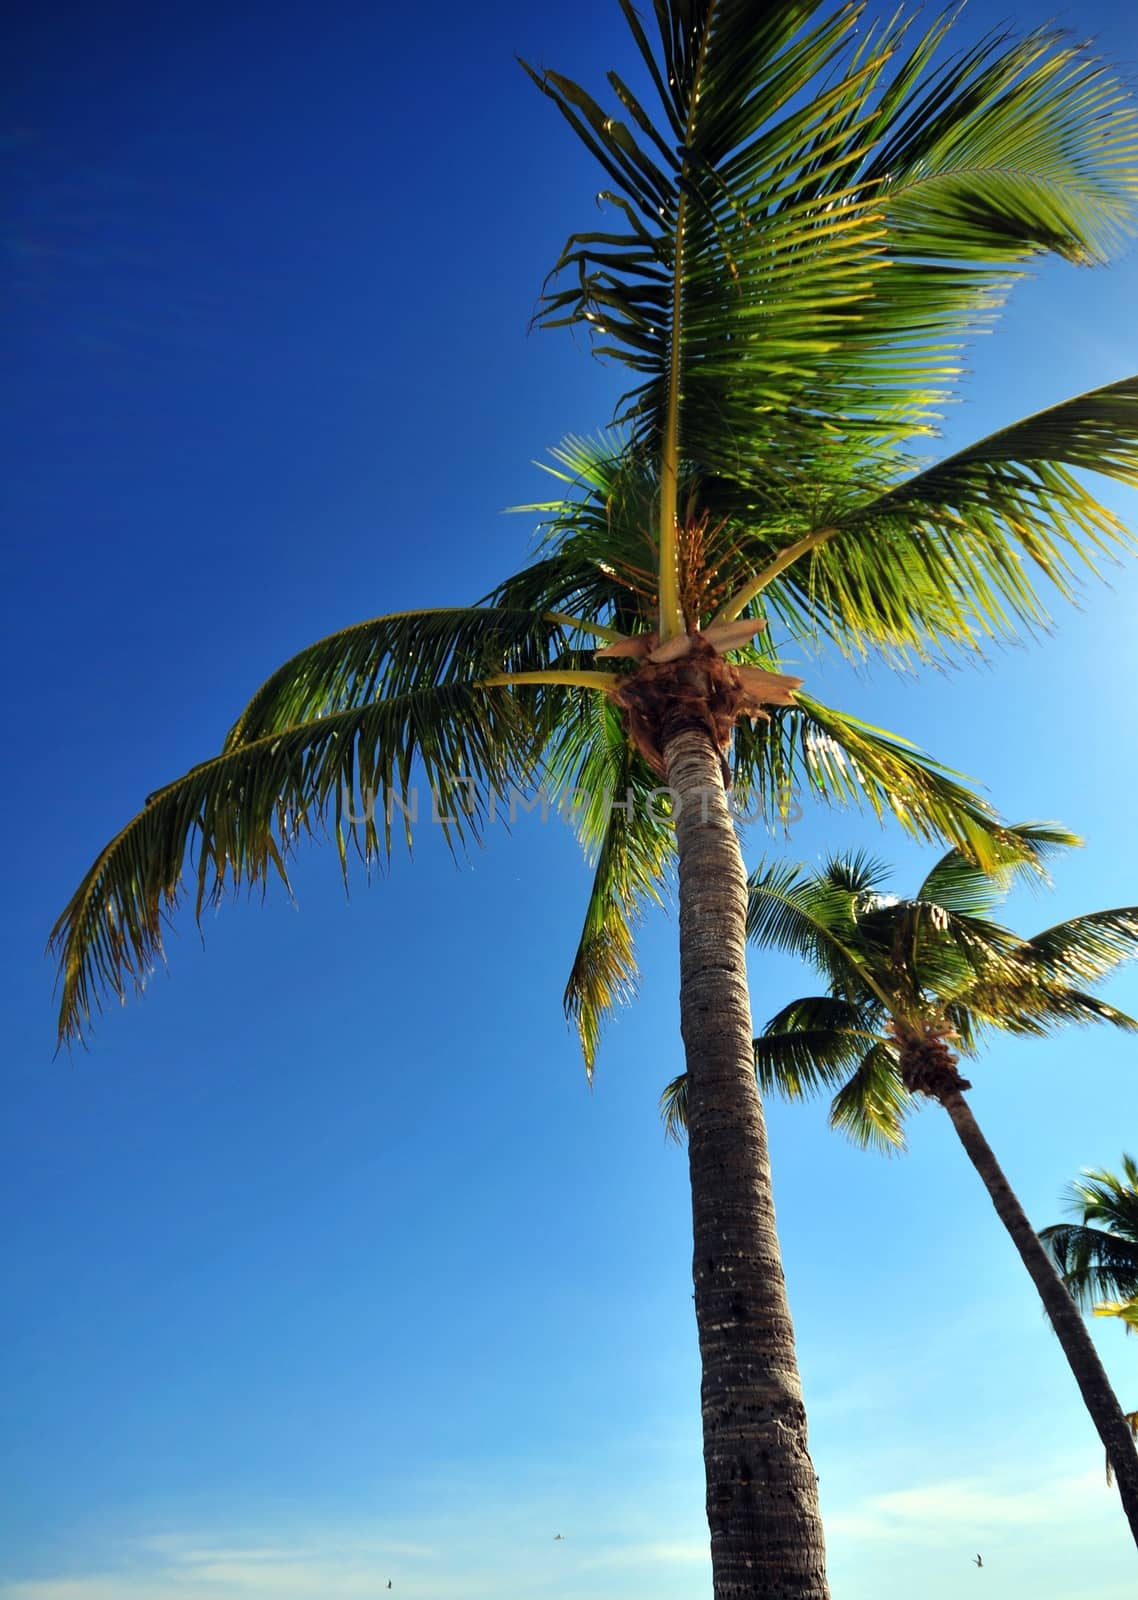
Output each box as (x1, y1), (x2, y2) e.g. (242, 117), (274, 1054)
(4, 2), (1138, 1596)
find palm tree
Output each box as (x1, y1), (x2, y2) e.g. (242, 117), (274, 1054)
(662, 830), (1138, 1539)
(51, 5), (1138, 1595)
(1042, 1156), (1138, 1313)
(1043, 1159), (1138, 1483)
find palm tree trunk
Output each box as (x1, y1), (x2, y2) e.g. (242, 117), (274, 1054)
(663, 723), (830, 1599)
(940, 1088), (1138, 1545)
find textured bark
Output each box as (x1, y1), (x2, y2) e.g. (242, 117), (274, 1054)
(941, 1089), (1138, 1547)
(664, 723), (830, 1599)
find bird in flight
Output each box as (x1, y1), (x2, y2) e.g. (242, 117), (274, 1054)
(972, 1554), (983, 1569)
(553, 1534), (564, 1542)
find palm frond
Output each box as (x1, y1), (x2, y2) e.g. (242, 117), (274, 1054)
(1094, 1301), (1138, 1334)
(954, 977), (1138, 1037)
(544, 695), (674, 1072)
(745, 859), (865, 997)
(1040, 1222), (1138, 1311)
(50, 683), (540, 1046)
(754, 994), (882, 1099)
(915, 822), (1081, 915)
(827, 378), (1138, 647)
(224, 607), (576, 748)
(736, 692), (1013, 869)
(828, 1042), (914, 1154)
(660, 1071), (689, 1144)
(1023, 908), (1138, 986)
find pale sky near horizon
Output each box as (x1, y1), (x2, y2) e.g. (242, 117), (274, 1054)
(5, 1), (1138, 1596)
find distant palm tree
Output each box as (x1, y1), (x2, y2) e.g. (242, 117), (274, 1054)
(662, 829), (1138, 1538)
(1042, 1158), (1138, 1484)
(1042, 1156), (1138, 1313)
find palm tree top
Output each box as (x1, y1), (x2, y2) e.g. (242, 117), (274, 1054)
(660, 828), (1138, 1148)
(527, 3), (1138, 656)
(48, 2), (1138, 1063)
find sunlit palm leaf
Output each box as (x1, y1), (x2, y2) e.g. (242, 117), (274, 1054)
(915, 823), (1080, 915)
(1023, 908), (1138, 986)
(736, 693), (1012, 868)
(532, 2), (1138, 489)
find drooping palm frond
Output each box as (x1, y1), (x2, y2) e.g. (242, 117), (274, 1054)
(754, 995), (883, 1099)
(813, 377), (1138, 652)
(532, 3), (1138, 480)
(827, 1041), (916, 1154)
(50, 681), (542, 1046)
(660, 1070), (690, 1144)
(543, 693), (674, 1072)
(737, 692), (1014, 868)
(950, 977), (1138, 1037)
(1023, 909), (1138, 987)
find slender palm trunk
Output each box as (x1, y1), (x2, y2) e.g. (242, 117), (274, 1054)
(664, 723), (830, 1599)
(941, 1088), (1138, 1545)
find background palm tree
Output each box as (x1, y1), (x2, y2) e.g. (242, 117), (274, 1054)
(1042, 1156), (1138, 1313)
(662, 829), (1138, 1538)
(52, 3), (1138, 1594)
(1043, 1158), (1138, 1483)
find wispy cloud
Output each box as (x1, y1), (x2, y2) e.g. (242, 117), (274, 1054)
(828, 1465), (1117, 1545)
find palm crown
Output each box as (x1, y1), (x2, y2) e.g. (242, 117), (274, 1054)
(662, 825), (1138, 1146)
(50, 4), (1138, 1066)
(528, 0), (1138, 656)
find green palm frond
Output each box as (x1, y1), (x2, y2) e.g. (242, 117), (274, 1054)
(224, 607), (577, 749)
(823, 378), (1138, 646)
(50, 682), (540, 1045)
(1023, 908), (1138, 987)
(737, 692), (1013, 869)
(745, 858), (865, 997)
(754, 995), (882, 1099)
(544, 694), (674, 1072)
(953, 977), (1138, 1036)
(827, 1042), (914, 1154)
(915, 823), (1081, 915)
(1094, 1301), (1138, 1334)
(1041, 1220), (1138, 1311)
(532, 4), (1138, 658)
(660, 1071), (689, 1145)
(1041, 1158), (1138, 1312)
(854, 893), (1026, 1009)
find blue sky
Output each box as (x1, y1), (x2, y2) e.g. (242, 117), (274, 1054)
(4, 1), (1138, 1595)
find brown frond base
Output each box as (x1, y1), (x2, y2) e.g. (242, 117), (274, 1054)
(894, 1021), (972, 1100)
(611, 636), (800, 783)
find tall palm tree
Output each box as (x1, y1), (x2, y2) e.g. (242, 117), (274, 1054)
(662, 830), (1138, 1539)
(1043, 1159), (1138, 1483)
(51, 4), (1138, 1595)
